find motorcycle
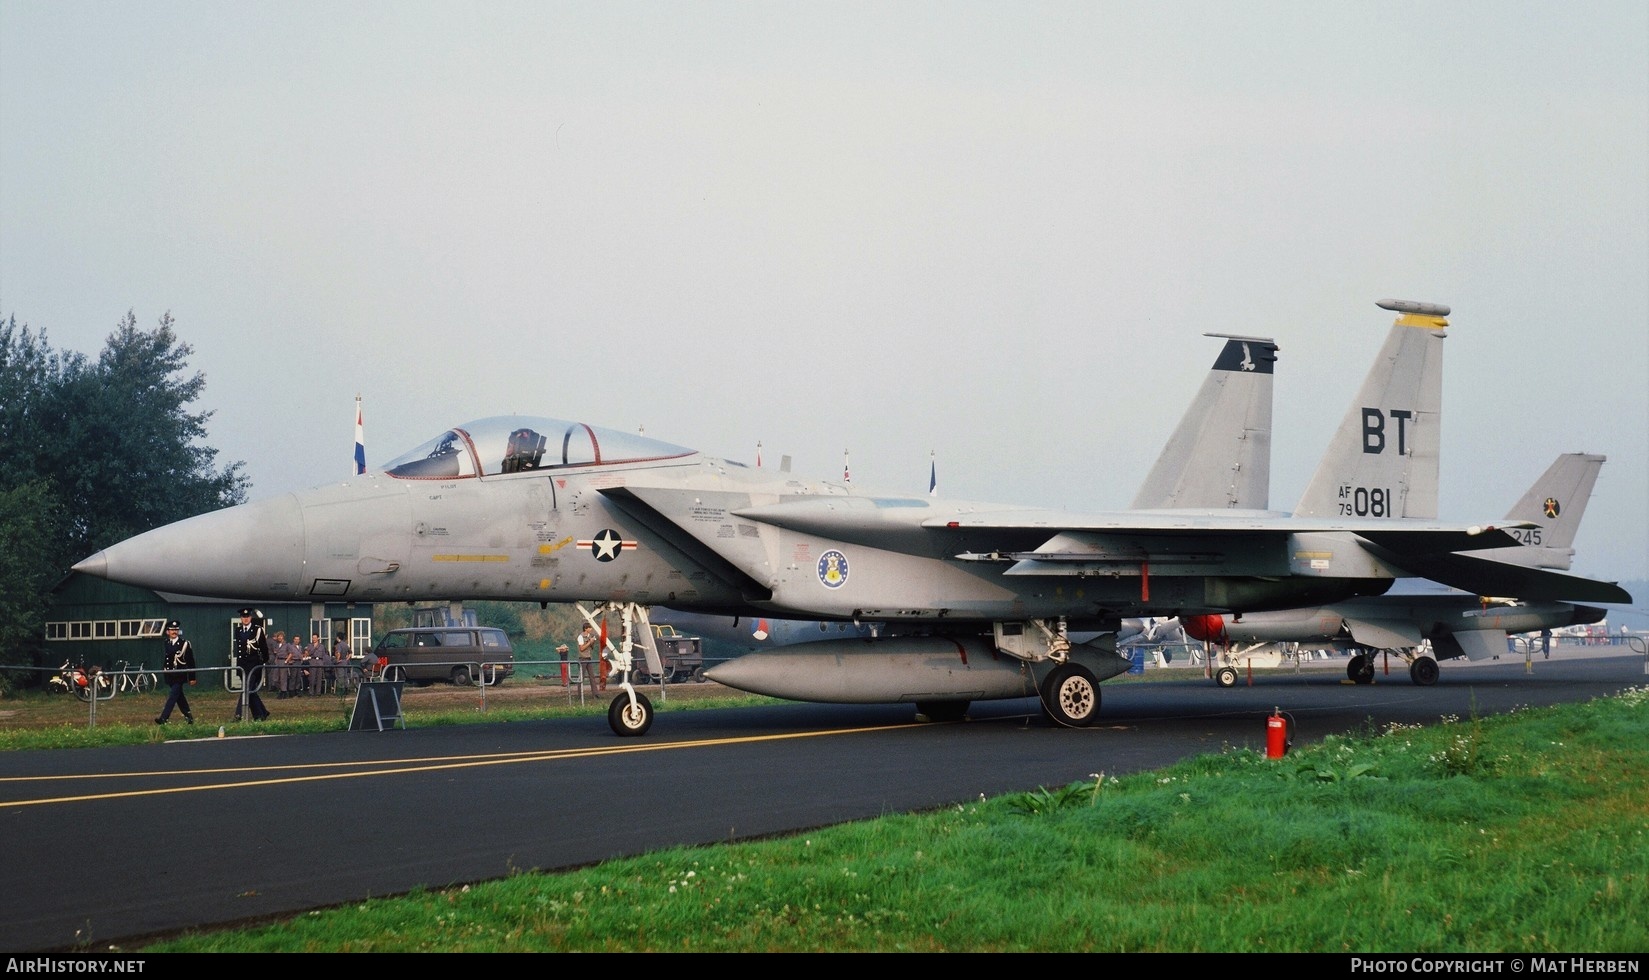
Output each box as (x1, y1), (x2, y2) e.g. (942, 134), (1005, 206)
(52, 660), (111, 701)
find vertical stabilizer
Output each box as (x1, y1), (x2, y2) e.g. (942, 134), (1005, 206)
(1472, 453), (1605, 569)
(1293, 300), (1448, 519)
(1130, 334), (1278, 510)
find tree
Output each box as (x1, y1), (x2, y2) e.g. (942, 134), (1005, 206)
(0, 480), (61, 691)
(47, 311), (249, 564)
(0, 311), (250, 673)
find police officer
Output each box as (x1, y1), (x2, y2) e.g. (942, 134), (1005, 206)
(232, 608), (272, 721)
(154, 620), (196, 725)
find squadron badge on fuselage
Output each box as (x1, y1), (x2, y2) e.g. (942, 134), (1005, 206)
(817, 549), (849, 589)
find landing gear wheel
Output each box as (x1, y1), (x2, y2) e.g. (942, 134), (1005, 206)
(1039, 663), (1100, 728)
(1409, 655), (1439, 686)
(915, 700), (969, 723)
(607, 691), (654, 737)
(1215, 666), (1238, 688)
(1348, 654), (1375, 685)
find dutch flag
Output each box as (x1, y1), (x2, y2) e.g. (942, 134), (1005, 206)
(354, 396), (366, 475)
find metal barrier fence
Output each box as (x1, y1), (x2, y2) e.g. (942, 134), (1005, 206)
(9, 652), (726, 729)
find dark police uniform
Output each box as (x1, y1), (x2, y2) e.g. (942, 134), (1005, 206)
(155, 621), (196, 725)
(232, 609), (272, 721)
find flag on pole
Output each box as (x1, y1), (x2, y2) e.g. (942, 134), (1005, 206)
(353, 395), (366, 475)
(843, 450), (851, 484)
(928, 450), (937, 496)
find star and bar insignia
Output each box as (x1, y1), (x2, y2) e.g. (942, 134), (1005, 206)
(579, 528), (638, 561)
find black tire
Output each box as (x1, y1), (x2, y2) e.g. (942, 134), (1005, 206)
(1039, 663), (1101, 728)
(915, 700), (969, 723)
(74, 684), (93, 703)
(607, 691), (654, 737)
(1348, 653), (1375, 685)
(451, 666), (473, 686)
(692, 666), (707, 683)
(1215, 666), (1238, 688)
(1409, 656), (1440, 686)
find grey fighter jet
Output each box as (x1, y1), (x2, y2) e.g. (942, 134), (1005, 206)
(73, 302), (1630, 736)
(1181, 452), (1612, 686)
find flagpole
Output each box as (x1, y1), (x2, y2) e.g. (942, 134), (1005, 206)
(353, 395), (366, 476)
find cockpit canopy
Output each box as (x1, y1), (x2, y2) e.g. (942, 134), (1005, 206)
(380, 416), (695, 480)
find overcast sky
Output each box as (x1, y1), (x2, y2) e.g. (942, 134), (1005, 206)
(3, 2), (1645, 590)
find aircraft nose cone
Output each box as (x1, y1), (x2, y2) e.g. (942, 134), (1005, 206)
(1181, 614), (1225, 643)
(72, 494), (308, 599)
(71, 551), (108, 578)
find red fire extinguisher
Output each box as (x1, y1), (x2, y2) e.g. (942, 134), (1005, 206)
(1265, 708), (1291, 759)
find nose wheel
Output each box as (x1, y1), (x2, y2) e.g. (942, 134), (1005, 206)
(607, 690), (654, 736)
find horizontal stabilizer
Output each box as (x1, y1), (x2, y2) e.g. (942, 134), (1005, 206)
(1366, 550), (1632, 605)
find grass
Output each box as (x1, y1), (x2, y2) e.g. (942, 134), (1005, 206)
(104, 684), (1649, 952)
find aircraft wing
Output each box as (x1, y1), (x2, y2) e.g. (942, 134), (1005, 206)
(664, 492), (1533, 577)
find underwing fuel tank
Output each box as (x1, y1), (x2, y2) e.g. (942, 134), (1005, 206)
(703, 635), (1131, 704)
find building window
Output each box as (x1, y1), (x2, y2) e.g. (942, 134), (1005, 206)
(351, 618), (373, 656)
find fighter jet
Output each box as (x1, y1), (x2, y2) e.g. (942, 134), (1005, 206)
(72, 301), (1630, 736)
(1180, 452), (1612, 686)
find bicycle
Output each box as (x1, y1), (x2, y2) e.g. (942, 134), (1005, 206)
(114, 659), (159, 694)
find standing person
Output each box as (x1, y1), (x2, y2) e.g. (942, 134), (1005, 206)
(331, 631), (352, 694)
(280, 632), (305, 698)
(154, 620), (196, 725)
(231, 608), (272, 722)
(269, 631), (289, 698)
(304, 633), (325, 695)
(575, 622), (599, 694)
(310, 632), (335, 695)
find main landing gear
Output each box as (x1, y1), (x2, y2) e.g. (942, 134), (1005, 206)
(1039, 662), (1101, 728)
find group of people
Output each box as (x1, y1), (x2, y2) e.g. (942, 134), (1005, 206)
(265, 629), (359, 698)
(154, 608), (361, 726)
